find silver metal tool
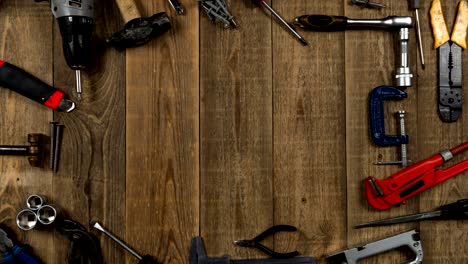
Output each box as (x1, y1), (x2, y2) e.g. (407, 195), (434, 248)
(16, 209), (38, 231)
(26, 194), (46, 210)
(293, 15), (413, 87)
(410, 0), (425, 69)
(201, 0), (238, 28)
(253, 0), (308, 45)
(351, 0), (386, 9)
(168, 0), (185, 15)
(327, 230), (423, 264)
(37, 205), (58, 225)
(91, 220), (142, 260)
(374, 111), (411, 167)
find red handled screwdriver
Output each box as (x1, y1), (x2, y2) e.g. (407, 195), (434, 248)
(0, 61), (75, 112)
(251, 0), (308, 45)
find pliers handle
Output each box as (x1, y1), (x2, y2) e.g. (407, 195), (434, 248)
(234, 225), (300, 259)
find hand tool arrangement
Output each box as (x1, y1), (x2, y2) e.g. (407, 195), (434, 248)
(294, 15), (414, 88)
(15, 195), (102, 263)
(430, 0), (468, 122)
(327, 230), (423, 264)
(200, 0), (238, 28)
(190, 236), (316, 264)
(0, 0), (467, 263)
(356, 198), (468, 228)
(0, 228), (41, 264)
(36, 0), (94, 101)
(366, 141), (468, 210)
(91, 221), (156, 264)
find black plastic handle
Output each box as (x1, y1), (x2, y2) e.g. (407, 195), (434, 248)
(0, 61), (65, 110)
(441, 199), (468, 219)
(294, 15), (349, 31)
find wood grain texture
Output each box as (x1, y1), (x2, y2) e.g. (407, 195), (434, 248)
(200, 0), (273, 258)
(52, 0), (126, 262)
(125, 0), (199, 263)
(272, 1), (347, 262)
(418, 1), (468, 263)
(0, 1), (54, 262)
(344, 1), (421, 263)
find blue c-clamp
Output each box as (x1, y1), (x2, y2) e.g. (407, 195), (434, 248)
(369, 86), (408, 146)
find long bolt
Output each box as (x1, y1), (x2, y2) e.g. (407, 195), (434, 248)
(91, 221), (142, 260)
(253, 0), (308, 46)
(397, 111), (408, 167)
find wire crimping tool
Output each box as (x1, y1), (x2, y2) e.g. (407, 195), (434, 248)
(365, 141), (468, 210)
(234, 225), (299, 259)
(430, 0), (468, 122)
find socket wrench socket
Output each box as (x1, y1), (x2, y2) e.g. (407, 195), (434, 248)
(37, 204), (58, 225)
(26, 194), (46, 210)
(17, 209), (38, 231)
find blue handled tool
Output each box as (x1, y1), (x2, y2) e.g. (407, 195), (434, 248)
(0, 229), (41, 264)
(369, 86), (408, 146)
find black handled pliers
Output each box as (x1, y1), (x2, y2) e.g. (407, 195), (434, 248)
(233, 225), (300, 259)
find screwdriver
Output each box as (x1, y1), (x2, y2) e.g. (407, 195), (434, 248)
(91, 220), (157, 264)
(409, 0), (425, 69)
(251, 0), (308, 46)
(356, 199), (468, 228)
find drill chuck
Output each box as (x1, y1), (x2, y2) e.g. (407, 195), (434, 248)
(52, 0), (94, 69)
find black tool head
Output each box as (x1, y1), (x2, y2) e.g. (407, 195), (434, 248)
(107, 12), (172, 49)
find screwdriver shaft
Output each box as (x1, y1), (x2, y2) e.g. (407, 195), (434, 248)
(92, 221), (142, 260)
(414, 9), (425, 69)
(75, 70), (82, 101)
(260, 2), (308, 45)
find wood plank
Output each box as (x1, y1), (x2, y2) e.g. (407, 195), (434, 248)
(272, 1), (347, 262)
(200, 0), (273, 258)
(0, 1), (54, 262)
(417, 0), (468, 263)
(345, 1), (420, 263)
(52, 0), (126, 262)
(125, 0), (199, 263)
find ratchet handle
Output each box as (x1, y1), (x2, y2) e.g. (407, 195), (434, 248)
(0, 61), (65, 110)
(294, 15), (348, 31)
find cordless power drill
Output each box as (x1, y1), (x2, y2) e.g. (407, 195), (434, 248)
(38, 0), (94, 100)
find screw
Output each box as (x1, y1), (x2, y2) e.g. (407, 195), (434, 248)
(351, 0), (386, 9)
(397, 111), (408, 167)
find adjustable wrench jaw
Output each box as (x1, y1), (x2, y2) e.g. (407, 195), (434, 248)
(365, 154), (446, 210)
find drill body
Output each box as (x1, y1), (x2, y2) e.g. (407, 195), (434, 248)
(51, 0), (94, 99)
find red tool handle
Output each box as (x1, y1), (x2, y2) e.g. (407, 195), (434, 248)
(366, 142), (468, 210)
(0, 60), (65, 110)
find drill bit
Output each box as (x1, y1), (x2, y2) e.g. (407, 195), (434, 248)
(75, 70), (82, 101)
(252, 0), (308, 45)
(410, 0), (425, 69)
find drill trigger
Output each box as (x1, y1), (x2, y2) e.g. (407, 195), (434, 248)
(369, 86), (408, 146)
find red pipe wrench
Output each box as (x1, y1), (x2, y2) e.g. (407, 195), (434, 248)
(365, 142), (468, 210)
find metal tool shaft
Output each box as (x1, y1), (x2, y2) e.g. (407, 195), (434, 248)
(92, 221), (142, 260)
(397, 111), (408, 166)
(356, 211), (442, 228)
(260, 2), (308, 45)
(75, 70), (82, 101)
(414, 9), (425, 69)
(346, 16), (413, 29)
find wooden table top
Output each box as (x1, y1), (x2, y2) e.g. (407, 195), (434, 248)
(0, 0), (466, 263)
